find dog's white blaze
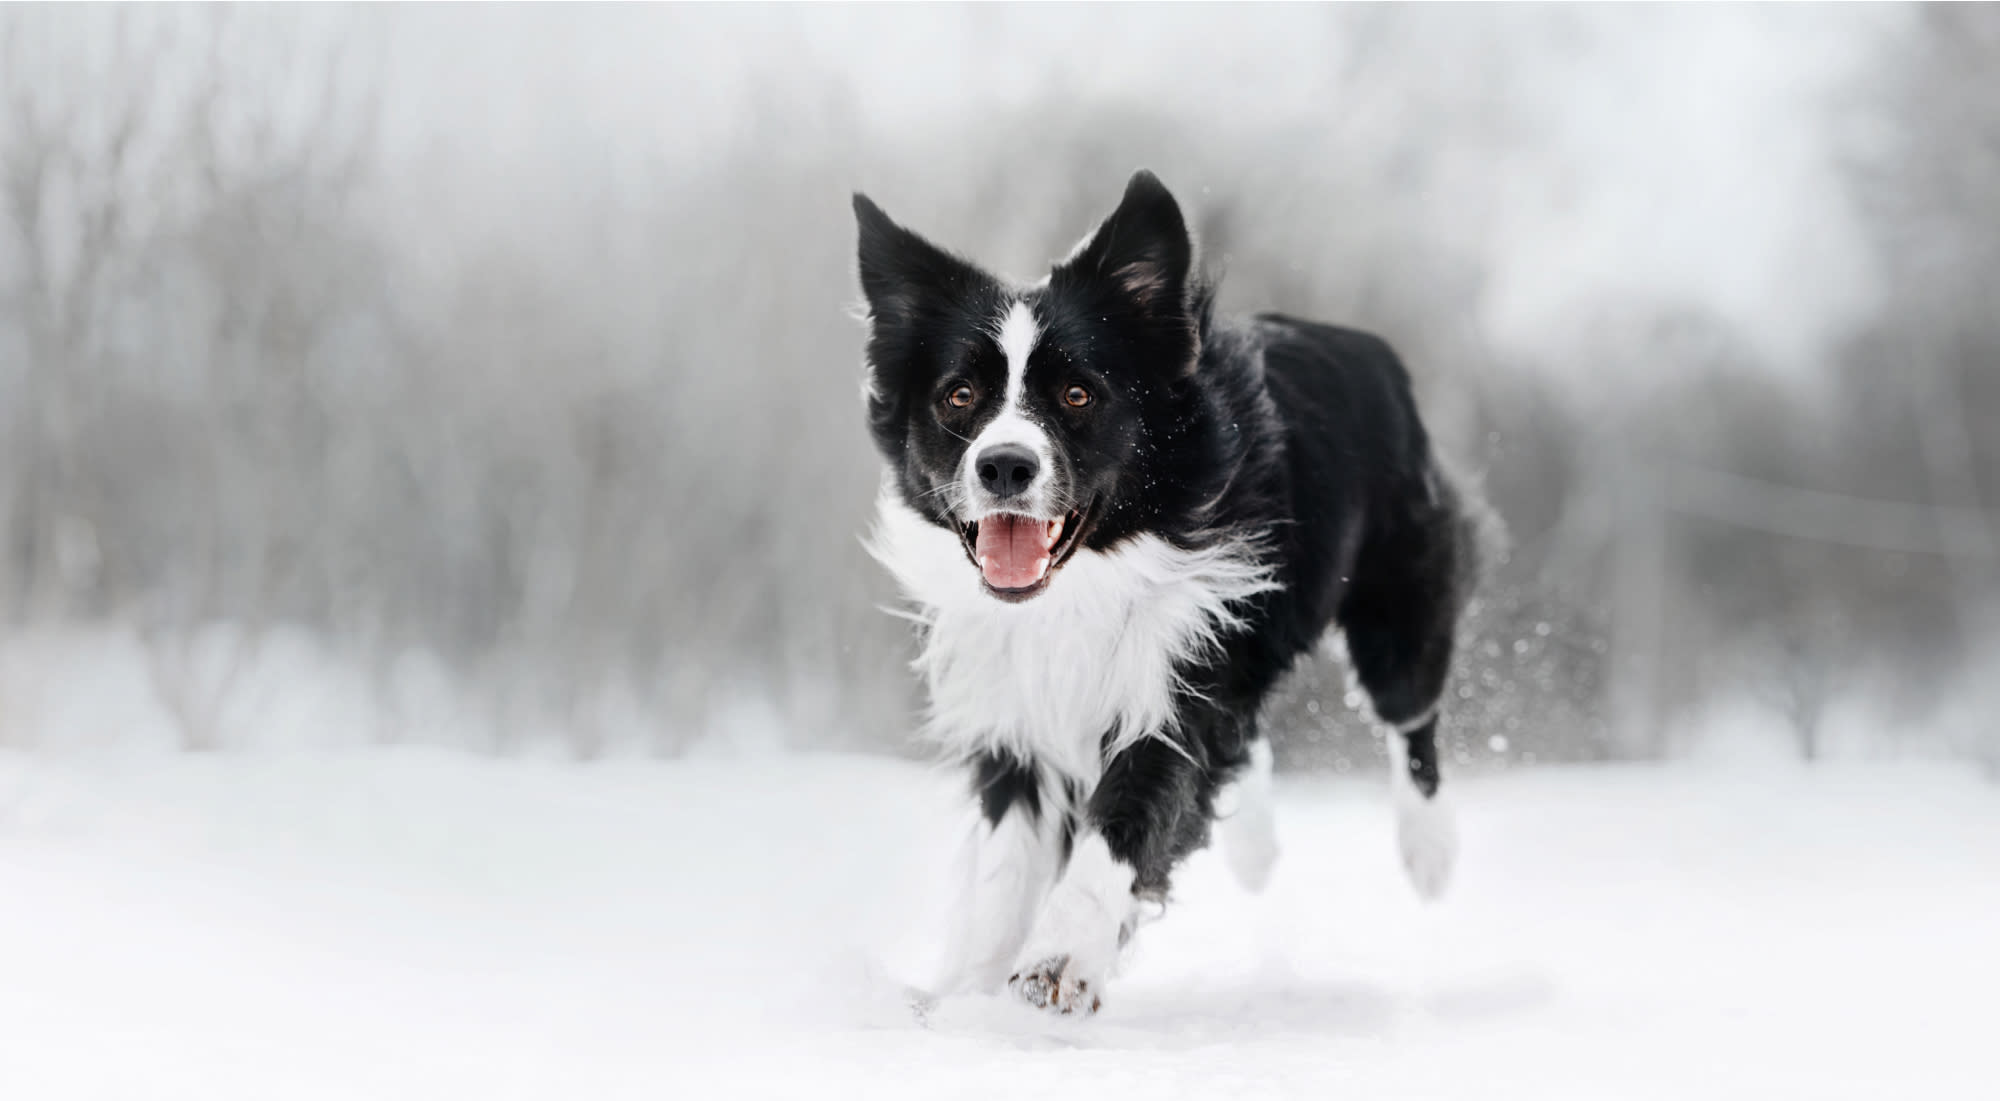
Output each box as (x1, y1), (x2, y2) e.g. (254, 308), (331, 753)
(868, 489), (1279, 786)
(1011, 831), (1135, 988)
(961, 300), (1054, 515)
(996, 299), (1037, 407)
(931, 799), (1063, 995)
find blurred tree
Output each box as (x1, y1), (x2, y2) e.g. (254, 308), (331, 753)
(1842, 3), (2000, 767)
(0, 7), (387, 748)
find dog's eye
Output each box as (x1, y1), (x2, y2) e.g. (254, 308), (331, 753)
(1063, 385), (1092, 408)
(945, 385), (975, 409)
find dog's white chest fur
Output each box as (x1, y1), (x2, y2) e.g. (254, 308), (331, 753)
(870, 491), (1275, 785)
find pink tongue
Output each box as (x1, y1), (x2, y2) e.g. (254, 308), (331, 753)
(975, 515), (1053, 589)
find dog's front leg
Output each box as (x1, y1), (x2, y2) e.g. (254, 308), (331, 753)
(1008, 734), (1211, 1015)
(929, 753), (1064, 997)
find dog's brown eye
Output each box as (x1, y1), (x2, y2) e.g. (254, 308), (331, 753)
(1063, 385), (1092, 408)
(945, 385), (974, 409)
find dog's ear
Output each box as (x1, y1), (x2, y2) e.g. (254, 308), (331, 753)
(853, 193), (980, 326)
(1056, 170), (1192, 318)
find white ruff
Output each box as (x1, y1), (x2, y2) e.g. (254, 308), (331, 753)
(868, 490), (1279, 786)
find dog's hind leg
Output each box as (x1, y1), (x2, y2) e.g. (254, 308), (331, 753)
(1341, 471), (1476, 900)
(930, 753), (1064, 997)
(1214, 735), (1279, 893)
(1384, 712), (1458, 900)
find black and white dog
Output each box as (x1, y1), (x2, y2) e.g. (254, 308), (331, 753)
(853, 171), (1484, 1015)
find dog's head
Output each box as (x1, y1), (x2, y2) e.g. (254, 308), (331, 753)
(853, 171), (1201, 603)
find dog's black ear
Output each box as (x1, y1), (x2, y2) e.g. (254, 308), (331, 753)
(1057, 170), (1192, 317)
(853, 193), (980, 325)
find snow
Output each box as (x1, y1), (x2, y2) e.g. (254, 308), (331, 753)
(3, 747), (1995, 1100)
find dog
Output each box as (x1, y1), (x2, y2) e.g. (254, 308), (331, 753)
(853, 171), (1484, 1016)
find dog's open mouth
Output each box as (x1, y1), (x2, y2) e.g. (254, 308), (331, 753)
(959, 507), (1090, 602)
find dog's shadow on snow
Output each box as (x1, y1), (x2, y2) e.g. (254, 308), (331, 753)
(907, 970), (1557, 1051)
(1100, 981), (1409, 1045)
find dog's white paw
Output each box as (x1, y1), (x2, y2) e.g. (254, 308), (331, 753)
(1216, 738), (1280, 893)
(1222, 803), (1279, 893)
(1395, 785), (1458, 901)
(1007, 954), (1103, 1016)
(1006, 832), (1133, 1016)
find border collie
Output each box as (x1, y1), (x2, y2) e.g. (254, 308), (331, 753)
(853, 171), (1485, 1016)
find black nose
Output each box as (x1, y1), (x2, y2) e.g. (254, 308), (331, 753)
(976, 445), (1039, 499)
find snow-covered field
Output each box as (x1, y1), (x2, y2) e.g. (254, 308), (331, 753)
(3, 746), (1995, 1100)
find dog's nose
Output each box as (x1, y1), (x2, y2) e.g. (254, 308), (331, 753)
(976, 445), (1039, 499)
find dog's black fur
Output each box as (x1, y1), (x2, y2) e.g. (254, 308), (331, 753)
(855, 170), (1482, 1010)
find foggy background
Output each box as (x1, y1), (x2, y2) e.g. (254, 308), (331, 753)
(2, 3), (1995, 774)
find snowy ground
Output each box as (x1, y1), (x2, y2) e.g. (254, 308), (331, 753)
(3, 747), (1995, 1100)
